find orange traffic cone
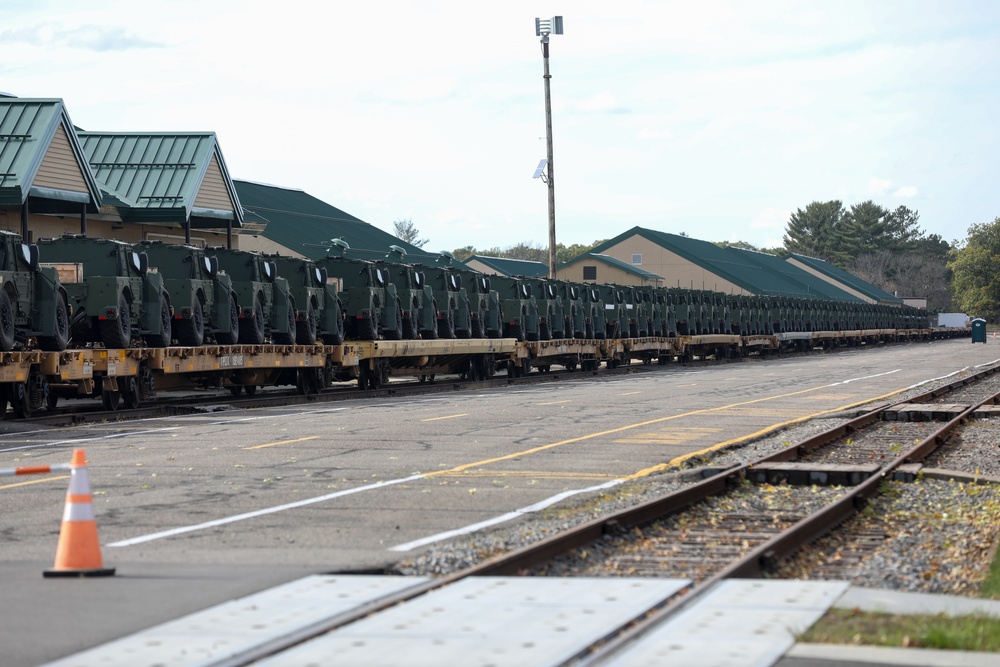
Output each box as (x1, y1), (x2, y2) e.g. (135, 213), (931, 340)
(43, 449), (115, 578)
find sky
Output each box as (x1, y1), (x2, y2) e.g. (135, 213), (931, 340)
(3, 0), (999, 254)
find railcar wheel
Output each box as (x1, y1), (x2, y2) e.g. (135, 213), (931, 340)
(244, 385), (258, 396)
(99, 292), (132, 349)
(229, 385), (243, 397)
(101, 389), (121, 411)
(46, 391), (59, 410)
(38, 296), (70, 351)
(122, 376), (142, 409)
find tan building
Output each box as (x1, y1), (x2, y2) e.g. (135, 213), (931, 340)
(557, 252), (662, 286)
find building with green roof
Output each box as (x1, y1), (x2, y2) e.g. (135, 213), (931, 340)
(0, 97), (103, 241)
(234, 179), (440, 265)
(557, 252), (663, 286)
(462, 254), (549, 277)
(785, 253), (902, 305)
(77, 131), (243, 247)
(574, 226), (864, 301)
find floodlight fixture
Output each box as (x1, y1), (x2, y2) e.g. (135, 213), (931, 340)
(535, 16), (564, 37)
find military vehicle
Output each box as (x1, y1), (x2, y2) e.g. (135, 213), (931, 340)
(269, 254), (345, 345)
(531, 278), (566, 339)
(37, 235), (172, 349)
(137, 241), (239, 346)
(384, 246), (438, 339)
(595, 284), (628, 338)
(0, 230), (71, 351)
(208, 247), (297, 345)
(426, 256), (473, 339)
(445, 256), (503, 338)
(313, 240), (403, 341)
(499, 276), (539, 342)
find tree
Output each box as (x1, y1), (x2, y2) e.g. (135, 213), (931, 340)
(450, 245), (476, 262)
(782, 200), (846, 262)
(715, 240), (778, 254)
(392, 218), (428, 248)
(949, 218), (1000, 319)
(848, 251), (953, 312)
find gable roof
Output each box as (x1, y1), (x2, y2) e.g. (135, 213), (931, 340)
(0, 97), (103, 213)
(559, 252), (663, 280)
(78, 131), (242, 229)
(462, 254), (549, 277)
(725, 247), (860, 301)
(233, 179), (439, 264)
(590, 226), (860, 300)
(785, 253), (903, 304)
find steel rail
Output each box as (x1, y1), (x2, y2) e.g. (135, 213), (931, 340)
(107, 361), (998, 667)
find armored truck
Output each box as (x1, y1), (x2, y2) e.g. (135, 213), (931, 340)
(37, 235), (172, 349)
(137, 241), (239, 346)
(269, 254), (345, 345)
(0, 230), (71, 351)
(208, 248), (297, 345)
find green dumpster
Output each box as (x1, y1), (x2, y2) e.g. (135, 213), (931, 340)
(971, 318), (987, 343)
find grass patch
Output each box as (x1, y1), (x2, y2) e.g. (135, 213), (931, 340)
(981, 543), (1000, 599)
(801, 609), (1000, 651)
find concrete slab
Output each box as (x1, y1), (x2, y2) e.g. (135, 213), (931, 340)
(602, 579), (849, 667)
(41, 575), (428, 667)
(253, 576), (691, 667)
(834, 587), (1000, 618)
(781, 643), (1000, 666)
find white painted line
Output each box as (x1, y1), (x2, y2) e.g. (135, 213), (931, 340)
(389, 479), (623, 552)
(107, 475), (425, 547)
(0, 427), (181, 453)
(827, 369), (900, 386)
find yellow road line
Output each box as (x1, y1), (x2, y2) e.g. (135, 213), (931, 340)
(422, 414), (469, 422)
(425, 382), (840, 478)
(0, 475), (69, 490)
(539, 400), (571, 406)
(619, 391), (641, 396)
(623, 387), (910, 480)
(244, 435), (320, 450)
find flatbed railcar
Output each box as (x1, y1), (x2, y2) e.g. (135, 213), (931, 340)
(0, 326), (968, 419)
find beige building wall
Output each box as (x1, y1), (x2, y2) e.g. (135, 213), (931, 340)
(0, 210), (238, 249)
(193, 155), (235, 213)
(464, 258), (502, 275)
(588, 236), (752, 294)
(557, 261), (648, 286)
(33, 125), (90, 194)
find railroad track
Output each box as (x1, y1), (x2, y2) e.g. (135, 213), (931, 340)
(76, 361), (996, 667)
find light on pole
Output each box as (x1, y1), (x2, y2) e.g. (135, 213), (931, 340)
(535, 15), (563, 279)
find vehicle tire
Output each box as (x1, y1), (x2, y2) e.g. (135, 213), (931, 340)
(216, 296), (240, 345)
(383, 301), (403, 341)
(357, 314), (378, 341)
(38, 296), (70, 351)
(507, 322), (524, 342)
(456, 312), (472, 339)
(144, 296), (173, 348)
(239, 296), (266, 344)
(175, 301), (205, 346)
(471, 314), (484, 339)
(402, 312), (418, 340)
(296, 303), (318, 345)
(438, 311), (455, 339)
(273, 296), (297, 345)
(99, 292), (132, 349)
(321, 302), (346, 345)
(0, 290), (14, 351)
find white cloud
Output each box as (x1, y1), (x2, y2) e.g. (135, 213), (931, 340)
(868, 177), (892, 195)
(893, 185), (918, 197)
(750, 208), (789, 231)
(637, 127), (672, 140)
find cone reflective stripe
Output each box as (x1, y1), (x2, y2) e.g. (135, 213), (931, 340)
(44, 449), (114, 578)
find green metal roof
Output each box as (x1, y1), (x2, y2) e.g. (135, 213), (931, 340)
(559, 252), (663, 280)
(785, 253), (903, 304)
(0, 98), (102, 212)
(589, 227), (859, 299)
(233, 180), (440, 265)
(725, 247), (860, 301)
(78, 131), (242, 228)
(462, 255), (549, 277)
